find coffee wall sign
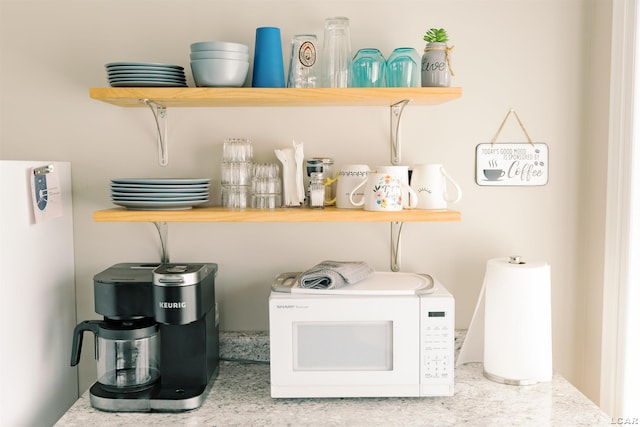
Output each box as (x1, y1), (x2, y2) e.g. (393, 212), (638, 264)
(475, 143), (548, 186)
(476, 108), (549, 186)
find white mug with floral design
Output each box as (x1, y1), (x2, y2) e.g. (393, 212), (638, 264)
(348, 172), (417, 211)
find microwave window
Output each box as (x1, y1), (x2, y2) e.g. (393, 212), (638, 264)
(292, 321), (393, 371)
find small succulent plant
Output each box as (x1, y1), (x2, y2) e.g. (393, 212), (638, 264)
(423, 28), (449, 43)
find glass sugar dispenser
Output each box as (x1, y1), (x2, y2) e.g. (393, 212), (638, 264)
(309, 172), (325, 209)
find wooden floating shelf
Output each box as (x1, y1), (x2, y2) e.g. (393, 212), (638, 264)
(90, 86), (463, 270)
(93, 207), (462, 223)
(89, 87), (462, 108)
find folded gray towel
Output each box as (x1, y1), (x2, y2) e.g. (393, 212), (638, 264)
(298, 260), (374, 289)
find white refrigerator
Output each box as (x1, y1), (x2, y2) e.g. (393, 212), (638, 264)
(0, 160), (78, 426)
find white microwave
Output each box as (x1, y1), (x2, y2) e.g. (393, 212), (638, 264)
(268, 272), (455, 398)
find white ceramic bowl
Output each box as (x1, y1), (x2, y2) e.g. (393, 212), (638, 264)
(190, 41), (249, 53)
(190, 50), (250, 61)
(190, 58), (249, 87)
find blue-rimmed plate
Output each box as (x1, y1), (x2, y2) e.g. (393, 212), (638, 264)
(107, 70), (186, 77)
(111, 178), (210, 185)
(113, 196), (208, 202)
(111, 186), (209, 193)
(111, 199), (209, 210)
(105, 62), (184, 70)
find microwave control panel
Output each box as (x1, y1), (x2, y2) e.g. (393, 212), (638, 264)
(419, 290), (455, 396)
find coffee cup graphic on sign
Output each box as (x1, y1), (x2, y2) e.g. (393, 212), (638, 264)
(483, 160), (505, 181)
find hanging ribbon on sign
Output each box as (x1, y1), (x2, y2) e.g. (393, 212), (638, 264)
(490, 108), (534, 146)
(475, 108), (549, 186)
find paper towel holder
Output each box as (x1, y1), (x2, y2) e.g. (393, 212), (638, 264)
(481, 256), (553, 386)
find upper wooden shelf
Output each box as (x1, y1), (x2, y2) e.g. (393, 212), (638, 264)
(93, 206), (461, 223)
(89, 87), (462, 108)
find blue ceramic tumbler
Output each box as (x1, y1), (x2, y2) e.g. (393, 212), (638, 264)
(252, 27), (286, 88)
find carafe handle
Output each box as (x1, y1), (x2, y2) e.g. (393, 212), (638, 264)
(70, 320), (101, 366)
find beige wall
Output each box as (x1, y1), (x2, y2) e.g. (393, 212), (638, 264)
(578, 0), (612, 407)
(0, 0), (610, 405)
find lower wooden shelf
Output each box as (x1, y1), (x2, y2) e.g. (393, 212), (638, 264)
(93, 206), (461, 223)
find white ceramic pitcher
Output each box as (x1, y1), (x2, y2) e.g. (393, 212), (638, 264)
(410, 164), (462, 210)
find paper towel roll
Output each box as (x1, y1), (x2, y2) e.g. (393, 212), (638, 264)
(457, 256), (552, 386)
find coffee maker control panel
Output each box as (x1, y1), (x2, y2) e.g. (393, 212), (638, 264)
(153, 263), (218, 325)
(154, 263), (217, 287)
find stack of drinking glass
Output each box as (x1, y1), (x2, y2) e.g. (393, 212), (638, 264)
(221, 138), (253, 208)
(251, 163), (282, 208)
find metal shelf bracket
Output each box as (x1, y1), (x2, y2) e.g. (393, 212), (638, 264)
(390, 221), (404, 272)
(153, 220), (403, 270)
(141, 99), (168, 166)
(390, 99), (411, 165)
(152, 220), (403, 270)
(389, 99), (411, 270)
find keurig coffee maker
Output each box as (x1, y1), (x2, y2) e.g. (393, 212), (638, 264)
(70, 263), (219, 412)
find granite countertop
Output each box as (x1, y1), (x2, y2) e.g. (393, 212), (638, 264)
(56, 332), (611, 427)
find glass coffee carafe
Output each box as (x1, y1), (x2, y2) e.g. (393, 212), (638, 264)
(71, 318), (160, 392)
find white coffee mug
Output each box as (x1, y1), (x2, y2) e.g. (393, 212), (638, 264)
(349, 172), (418, 211)
(329, 164), (370, 209)
(376, 165), (411, 206)
(410, 164), (462, 210)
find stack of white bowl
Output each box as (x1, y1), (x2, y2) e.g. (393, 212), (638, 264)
(190, 41), (250, 87)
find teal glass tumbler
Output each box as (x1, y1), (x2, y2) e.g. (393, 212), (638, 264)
(386, 47), (420, 87)
(348, 48), (386, 88)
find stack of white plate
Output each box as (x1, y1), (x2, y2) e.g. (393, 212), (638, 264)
(106, 62), (188, 87)
(111, 178), (210, 210)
